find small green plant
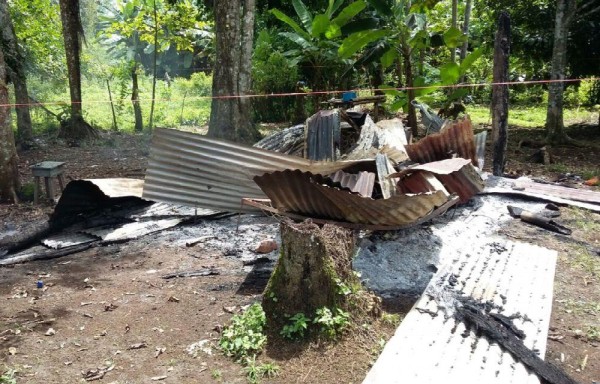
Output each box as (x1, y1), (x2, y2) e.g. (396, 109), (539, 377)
(334, 277), (352, 296)
(218, 303), (267, 362)
(211, 369), (222, 380)
(0, 369), (17, 384)
(243, 356), (280, 384)
(586, 325), (600, 342)
(381, 312), (401, 327)
(313, 307), (350, 339)
(280, 312), (310, 340)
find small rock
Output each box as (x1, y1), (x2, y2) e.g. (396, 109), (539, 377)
(254, 239), (278, 254)
(45, 328), (56, 336)
(168, 296), (180, 303)
(128, 342), (147, 350)
(151, 376), (167, 381)
(8, 347), (17, 355)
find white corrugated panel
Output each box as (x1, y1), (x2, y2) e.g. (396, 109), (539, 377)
(364, 240), (557, 384)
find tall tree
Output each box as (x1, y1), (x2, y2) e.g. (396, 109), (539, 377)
(0, 0), (33, 145)
(545, 0), (600, 144)
(58, 0), (97, 141)
(0, 45), (20, 203)
(207, 0), (261, 144)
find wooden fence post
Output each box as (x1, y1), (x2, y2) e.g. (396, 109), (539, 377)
(492, 12), (510, 176)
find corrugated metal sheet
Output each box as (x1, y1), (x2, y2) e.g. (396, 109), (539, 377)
(142, 128), (372, 212)
(393, 158), (484, 203)
(82, 218), (183, 242)
(483, 176), (600, 212)
(42, 233), (98, 249)
(345, 116), (409, 162)
(513, 178), (600, 204)
(84, 178), (144, 198)
(329, 170), (375, 197)
(305, 109), (341, 161)
(364, 240), (556, 384)
(405, 118), (478, 166)
(474, 130), (487, 169)
(254, 170), (451, 226)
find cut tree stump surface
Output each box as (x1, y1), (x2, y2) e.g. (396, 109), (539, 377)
(363, 240), (557, 384)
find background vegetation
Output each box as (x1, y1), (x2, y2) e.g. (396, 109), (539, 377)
(4, 0), (600, 133)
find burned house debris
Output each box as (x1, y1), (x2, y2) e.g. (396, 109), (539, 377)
(143, 113), (485, 230)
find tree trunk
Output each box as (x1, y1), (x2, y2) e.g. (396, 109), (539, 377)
(0, 0), (32, 145)
(59, 0), (83, 118)
(58, 0), (97, 142)
(0, 47), (20, 203)
(459, 0), (472, 62)
(148, 0), (158, 131)
(404, 49), (418, 138)
(545, 0), (576, 145)
(208, 0), (261, 144)
(263, 221), (380, 334)
(450, 0), (458, 62)
(492, 12), (510, 176)
(132, 64), (144, 132)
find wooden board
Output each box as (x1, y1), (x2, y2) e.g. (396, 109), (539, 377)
(363, 240), (557, 384)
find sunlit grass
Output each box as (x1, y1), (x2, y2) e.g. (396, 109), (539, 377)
(468, 105), (597, 128)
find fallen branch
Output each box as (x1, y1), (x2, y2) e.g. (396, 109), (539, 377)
(161, 268), (219, 279)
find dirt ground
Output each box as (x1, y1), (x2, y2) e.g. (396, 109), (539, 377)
(1, 120), (599, 383)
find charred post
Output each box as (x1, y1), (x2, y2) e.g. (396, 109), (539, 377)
(492, 12), (510, 176)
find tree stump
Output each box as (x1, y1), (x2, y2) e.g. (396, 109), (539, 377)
(263, 220), (380, 333)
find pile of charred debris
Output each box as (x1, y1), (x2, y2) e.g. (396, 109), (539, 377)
(143, 109), (487, 230)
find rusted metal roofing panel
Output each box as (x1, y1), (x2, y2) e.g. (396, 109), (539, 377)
(254, 170), (450, 226)
(329, 170), (375, 197)
(405, 118), (478, 166)
(393, 158), (484, 203)
(143, 128), (371, 212)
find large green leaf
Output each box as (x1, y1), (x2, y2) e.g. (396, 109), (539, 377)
(280, 32), (312, 50)
(440, 61), (461, 85)
(325, 24), (342, 39)
(459, 47), (484, 75)
(443, 27), (467, 48)
(326, 0), (344, 18)
(405, 13), (426, 31)
(292, 0), (313, 32)
(270, 9), (311, 41)
(413, 77), (439, 97)
(409, 0), (442, 13)
(380, 47), (398, 69)
(312, 14), (330, 37)
(447, 87), (469, 101)
(338, 29), (389, 59)
(366, 0), (392, 15)
(409, 29), (429, 49)
(340, 17), (381, 35)
(332, 0), (367, 27)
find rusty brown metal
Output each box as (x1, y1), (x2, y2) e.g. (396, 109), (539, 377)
(392, 158), (484, 203)
(254, 170), (452, 226)
(405, 118), (478, 166)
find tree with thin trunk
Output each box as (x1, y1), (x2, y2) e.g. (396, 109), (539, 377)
(148, 0), (158, 131)
(546, 0), (600, 145)
(0, 0), (33, 145)
(58, 0), (98, 142)
(0, 45), (20, 203)
(459, 0), (473, 71)
(450, 0), (458, 62)
(207, 0), (261, 144)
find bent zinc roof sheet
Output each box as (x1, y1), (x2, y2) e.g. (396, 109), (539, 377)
(254, 170), (451, 227)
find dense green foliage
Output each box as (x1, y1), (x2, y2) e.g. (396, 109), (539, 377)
(3, 0), (599, 132)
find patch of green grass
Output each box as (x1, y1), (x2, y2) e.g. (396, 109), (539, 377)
(546, 163), (569, 174)
(585, 325), (600, 342)
(557, 299), (600, 315)
(468, 105), (597, 128)
(211, 369), (222, 380)
(243, 356), (279, 384)
(0, 368), (17, 384)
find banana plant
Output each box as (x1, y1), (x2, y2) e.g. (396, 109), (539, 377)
(270, 0), (374, 91)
